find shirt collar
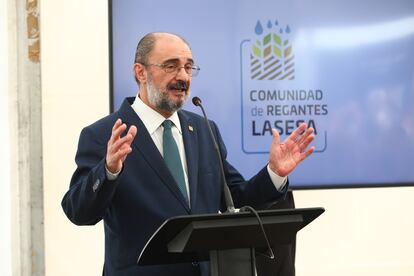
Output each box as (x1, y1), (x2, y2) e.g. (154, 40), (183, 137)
(131, 95), (182, 135)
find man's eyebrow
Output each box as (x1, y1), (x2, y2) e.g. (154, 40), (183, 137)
(162, 58), (194, 64)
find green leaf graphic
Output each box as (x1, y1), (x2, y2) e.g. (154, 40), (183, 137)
(252, 45), (261, 57)
(263, 33), (271, 45)
(273, 46), (281, 58)
(284, 39), (289, 46)
(273, 34), (281, 46)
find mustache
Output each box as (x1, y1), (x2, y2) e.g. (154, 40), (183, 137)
(167, 80), (189, 91)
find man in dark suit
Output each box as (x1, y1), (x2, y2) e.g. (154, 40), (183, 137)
(61, 32), (314, 276)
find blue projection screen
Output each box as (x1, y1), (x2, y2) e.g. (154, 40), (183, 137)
(109, 0), (414, 189)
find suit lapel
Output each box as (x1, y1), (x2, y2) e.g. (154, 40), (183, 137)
(178, 111), (199, 210)
(118, 98), (190, 212)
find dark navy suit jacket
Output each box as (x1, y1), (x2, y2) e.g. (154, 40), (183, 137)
(62, 98), (287, 276)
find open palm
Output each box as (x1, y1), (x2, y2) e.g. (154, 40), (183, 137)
(268, 123), (315, 177)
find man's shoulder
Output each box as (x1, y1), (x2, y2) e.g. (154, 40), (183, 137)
(179, 109), (202, 120)
(83, 97), (134, 132)
(79, 112), (119, 144)
(86, 112), (119, 130)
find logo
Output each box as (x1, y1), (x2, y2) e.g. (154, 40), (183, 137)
(250, 20), (295, 80)
(240, 19), (328, 154)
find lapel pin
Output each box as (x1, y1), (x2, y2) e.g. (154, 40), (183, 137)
(188, 125), (194, 132)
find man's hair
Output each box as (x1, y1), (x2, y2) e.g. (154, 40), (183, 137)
(134, 33), (157, 65)
(133, 32), (191, 85)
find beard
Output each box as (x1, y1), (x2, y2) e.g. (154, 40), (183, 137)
(146, 77), (190, 114)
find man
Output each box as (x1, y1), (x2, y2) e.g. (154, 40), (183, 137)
(62, 32), (315, 276)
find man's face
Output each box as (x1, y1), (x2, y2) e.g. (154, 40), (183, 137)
(145, 67), (190, 115)
(139, 34), (194, 117)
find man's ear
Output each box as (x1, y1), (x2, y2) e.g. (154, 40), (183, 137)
(134, 63), (147, 84)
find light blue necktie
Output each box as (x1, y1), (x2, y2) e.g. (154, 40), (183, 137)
(162, 120), (189, 204)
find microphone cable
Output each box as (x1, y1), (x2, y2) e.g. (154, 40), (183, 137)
(239, 205), (275, 260)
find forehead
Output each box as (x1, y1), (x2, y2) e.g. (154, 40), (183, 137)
(149, 34), (193, 63)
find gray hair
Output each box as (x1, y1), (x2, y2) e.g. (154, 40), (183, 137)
(134, 33), (157, 65)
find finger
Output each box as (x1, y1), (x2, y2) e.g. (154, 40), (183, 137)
(108, 130), (128, 157)
(109, 149), (132, 170)
(109, 132), (135, 154)
(127, 125), (138, 140)
(113, 144), (133, 162)
(110, 119), (123, 139)
(287, 123), (307, 143)
(297, 128), (315, 150)
(120, 146), (133, 162)
(106, 140), (133, 170)
(112, 118), (122, 132)
(300, 146), (315, 161)
(271, 128), (281, 145)
(110, 120), (127, 143)
(115, 125), (137, 149)
(297, 127), (314, 144)
(299, 134), (315, 152)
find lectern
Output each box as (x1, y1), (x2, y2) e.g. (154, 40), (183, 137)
(138, 207), (324, 276)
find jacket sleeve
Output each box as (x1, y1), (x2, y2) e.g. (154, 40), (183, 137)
(61, 125), (120, 225)
(210, 121), (288, 209)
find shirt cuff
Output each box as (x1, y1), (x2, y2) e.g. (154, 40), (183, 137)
(105, 165), (121, 181)
(267, 164), (288, 191)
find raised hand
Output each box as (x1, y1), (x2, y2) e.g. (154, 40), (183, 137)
(268, 123), (315, 177)
(106, 119), (137, 174)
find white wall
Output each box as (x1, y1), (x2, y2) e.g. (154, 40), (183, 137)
(41, 0), (108, 275)
(41, 1), (414, 276)
(0, 0), (12, 275)
(294, 188), (414, 276)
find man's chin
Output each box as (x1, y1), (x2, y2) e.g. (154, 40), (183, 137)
(157, 98), (186, 113)
(172, 99), (186, 110)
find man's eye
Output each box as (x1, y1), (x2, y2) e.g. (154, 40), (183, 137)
(163, 64), (177, 71)
(184, 65), (193, 71)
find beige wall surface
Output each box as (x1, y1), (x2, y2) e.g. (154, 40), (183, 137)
(41, 0), (108, 275)
(41, 1), (414, 276)
(294, 188), (414, 276)
(1, 0), (11, 275)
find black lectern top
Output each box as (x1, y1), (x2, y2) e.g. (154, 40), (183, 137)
(138, 207), (324, 265)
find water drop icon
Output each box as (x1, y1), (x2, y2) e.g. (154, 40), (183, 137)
(255, 20), (263, 35)
(267, 20), (272, 29)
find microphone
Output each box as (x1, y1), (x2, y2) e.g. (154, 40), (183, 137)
(192, 96), (236, 213)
